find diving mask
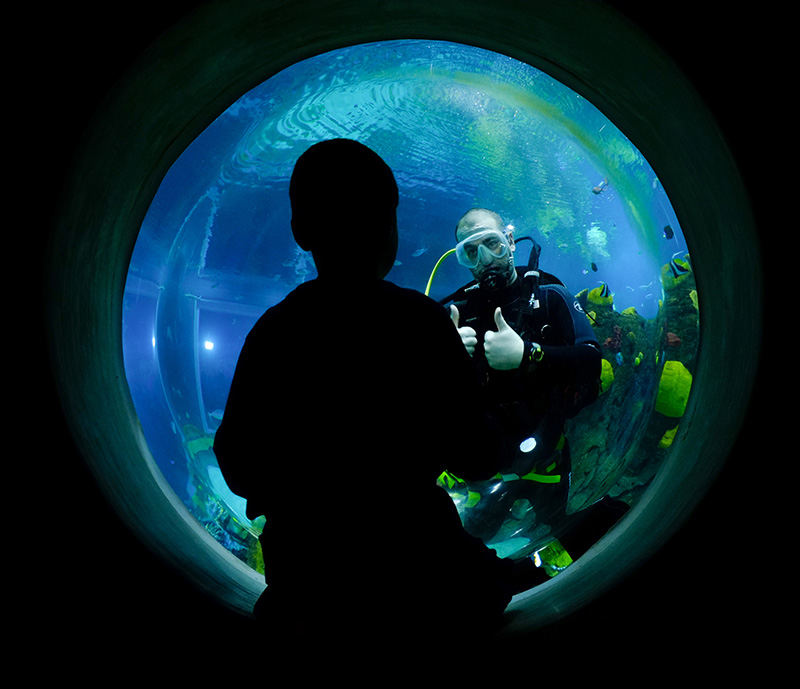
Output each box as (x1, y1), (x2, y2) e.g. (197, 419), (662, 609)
(455, 229), (512, 269)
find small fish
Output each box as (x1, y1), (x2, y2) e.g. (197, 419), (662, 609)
(412, 246), (429, 257)
(582, 262), (598, 275)
(598, 282), (611, 298)
(663, 225), (674, 240)
(615, 351), (624, 365)
(592, 178), (608, 194)
(669, 252), (691, 279)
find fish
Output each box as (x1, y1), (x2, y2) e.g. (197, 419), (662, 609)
(615, 351), (623, 365)
(663, 225), (674, 240)
(581, 261), (598, 275)
(412, 246), (429, 257)
(598, 282), (611, 298)
(669, 252), (691, 279)
(592, 178), (608, 194)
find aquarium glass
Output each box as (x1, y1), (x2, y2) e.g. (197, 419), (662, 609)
(122, 40), (698, 573)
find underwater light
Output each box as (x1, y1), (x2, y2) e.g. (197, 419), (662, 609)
(203, 340), (214, 351)
(45, 0), (760, 640)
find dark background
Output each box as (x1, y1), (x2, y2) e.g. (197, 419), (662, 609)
(22, 0), (781, 676)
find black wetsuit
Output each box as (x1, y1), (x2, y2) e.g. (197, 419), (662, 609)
(445, 266), (602, 542)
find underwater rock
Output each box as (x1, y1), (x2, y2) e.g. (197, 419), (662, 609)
(567, 261), (698, 511)
(602, 324), (623, 352)
(658, 253), (699, 373)
(511, 263), (700, 521)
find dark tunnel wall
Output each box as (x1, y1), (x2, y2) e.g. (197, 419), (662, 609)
(31, 0), (776, 669)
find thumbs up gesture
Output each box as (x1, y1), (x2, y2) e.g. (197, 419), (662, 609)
(484, 307), (524, 370)
(450, 305), (477, 356)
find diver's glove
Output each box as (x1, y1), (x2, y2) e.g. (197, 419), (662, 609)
(450, 305), (477, 357)
(484, 307), (524, 370)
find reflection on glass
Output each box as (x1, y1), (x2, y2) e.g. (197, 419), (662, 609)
(122, 40), (698, 578)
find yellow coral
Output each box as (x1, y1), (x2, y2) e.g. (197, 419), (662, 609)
(655, 360), (693, 417)
(599, 358), (614, 394)
(658, 426), (679, 448)
(689, 289), (699, 311)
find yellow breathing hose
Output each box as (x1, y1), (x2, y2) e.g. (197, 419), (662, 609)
(424, 248), (456, 296)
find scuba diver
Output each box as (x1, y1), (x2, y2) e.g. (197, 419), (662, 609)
(439, 208), (628, 562)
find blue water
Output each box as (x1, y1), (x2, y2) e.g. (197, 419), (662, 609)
(122, 40), (691, 568)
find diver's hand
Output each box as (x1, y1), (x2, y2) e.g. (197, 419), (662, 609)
(484, 307), (524, 370)
(450, 305), (477, 356)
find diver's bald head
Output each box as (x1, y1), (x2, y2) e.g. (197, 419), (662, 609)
(455, 208), (505, 242)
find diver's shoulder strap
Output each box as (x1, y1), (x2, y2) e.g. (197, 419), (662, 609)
(518, 269), (568, 332)
(529, 269), (564, 287)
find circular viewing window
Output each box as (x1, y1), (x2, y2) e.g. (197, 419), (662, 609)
(122, 39), (698, 576)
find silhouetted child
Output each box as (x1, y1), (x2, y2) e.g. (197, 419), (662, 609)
(213, 139), (530, 651)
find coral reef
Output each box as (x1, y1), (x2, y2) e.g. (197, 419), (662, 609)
(566, 255), (698, 511)
(602, 325), (623, 351)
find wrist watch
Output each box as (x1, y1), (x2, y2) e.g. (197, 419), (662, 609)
(527, 341), (544, 365)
